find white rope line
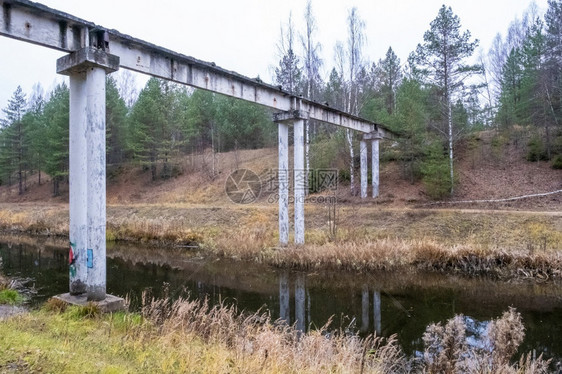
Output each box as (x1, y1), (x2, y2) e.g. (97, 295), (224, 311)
(420, 189), (562, 206)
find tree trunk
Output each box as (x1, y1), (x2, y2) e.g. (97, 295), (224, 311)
(18, 165), (23, 195)
(448, 101), (454, 195)
(305, 121), (310, 195)
(52, 177), (59, 197)
(150, 151), (157, 181)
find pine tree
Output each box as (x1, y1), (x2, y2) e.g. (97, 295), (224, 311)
(183, 89), (218, 178)
(1, 86), (28, 194)
(378, 47), (402, 115)
(393, 78), (430, 183)
(497, 48), (524, 127)
(106, 76), (128, 167)
(411, 5), (481, 194)
(25, 91), (47, 186)
(544, 0), (562, 160)
(323, 68), (345, 112)
(215, 96), (274, 151)
(275, 14), (302, 94)
(127, 78), (165, 181)
(43, 83), (69, 196)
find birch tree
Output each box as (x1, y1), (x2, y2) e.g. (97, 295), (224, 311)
(344, 7), (366, 195)
(300, 0), (322, 192)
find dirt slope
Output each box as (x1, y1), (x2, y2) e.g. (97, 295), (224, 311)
(0, 131), (560, 211)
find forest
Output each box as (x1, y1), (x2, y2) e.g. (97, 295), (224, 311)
(1, 1), (561, 200)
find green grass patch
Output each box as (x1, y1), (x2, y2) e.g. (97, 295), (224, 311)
(0, 309), (205, 373)
(0, 289), (24, 305)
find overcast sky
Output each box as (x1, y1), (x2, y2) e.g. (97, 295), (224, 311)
(0, 0), (548, 119)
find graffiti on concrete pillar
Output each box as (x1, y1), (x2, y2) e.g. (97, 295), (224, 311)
(69, 241), (76, 277)
(87, 248), (93, 268)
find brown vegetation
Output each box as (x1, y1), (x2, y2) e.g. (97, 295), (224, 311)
(421, 308), (550, 373)
(0, 293), (551, 373)
(0, 134), (560, 280)
(0, 201), (561, 280)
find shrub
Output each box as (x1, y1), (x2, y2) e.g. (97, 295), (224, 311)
(421, 142), (452, 200)
(527, 136), (548, 162)
(421, 308), (550, 374)
(552, 155), (562, 169)
(43, 297), (68, 313)
(65, 302), (101, 319)
(0, 289), (24, 305)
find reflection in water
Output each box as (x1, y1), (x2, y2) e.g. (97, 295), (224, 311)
(278, 272), (307, 332)
(295, 274), (306, 332)
(361, 284), (369, 333)
(279, 272), (290, 324)
(1, 239), (561, 365)
(373, 290), (381, 335)
(360, 285), (382, 335)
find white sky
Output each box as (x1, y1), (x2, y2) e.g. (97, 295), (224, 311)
(0, 0), (548, 119)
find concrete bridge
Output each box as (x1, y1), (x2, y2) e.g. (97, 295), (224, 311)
(0, 0), (393, 303)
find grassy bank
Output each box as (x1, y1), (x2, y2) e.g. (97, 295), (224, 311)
(0, 296), (552, 373)
(0, 203), (561, 280)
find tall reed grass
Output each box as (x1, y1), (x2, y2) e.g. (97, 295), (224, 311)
(0, 204), (560, 280)
(137, 294), (551, 373)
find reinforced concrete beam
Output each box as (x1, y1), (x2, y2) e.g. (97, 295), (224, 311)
(0, 0), (390, 134)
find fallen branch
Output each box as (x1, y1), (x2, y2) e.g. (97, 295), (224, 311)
(419, 189), (562, 206)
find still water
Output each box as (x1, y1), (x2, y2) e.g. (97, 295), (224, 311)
(1, 237), (561, 362)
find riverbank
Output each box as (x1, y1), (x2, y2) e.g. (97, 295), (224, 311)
(0, 202), (560, 280)
(0, 294), (553, 373)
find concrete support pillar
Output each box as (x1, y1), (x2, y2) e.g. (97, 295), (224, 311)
(279, 272), (290, 324)
(85, 66), (107, 301)
(57, 47), (119, 301)
(373, 290), (382, 335)
(294, 119), (305, 245)
(372, 138), (380, 198)
(295, 273), (306, 332)
(278, 123), (289, 246)
(68, 74), (88, 295)
(360, 140), (368, 199)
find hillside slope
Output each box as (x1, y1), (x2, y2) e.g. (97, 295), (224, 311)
(0, 131), (560, 211)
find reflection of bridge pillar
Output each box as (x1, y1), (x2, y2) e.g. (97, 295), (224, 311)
(361, 284), (369, 332)
(373, 290), (382, 335)
(295, 273), (306, 332)
(278, 123), (289, 246)
(279, 272), (290, 324)
(57, 47), (119, 301)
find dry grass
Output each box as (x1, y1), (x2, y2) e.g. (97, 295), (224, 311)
(0, 291), (553, 373)
(140, 293), (409, 373)
(0, 202), (561, 280)
(421, 308), (551, 373)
